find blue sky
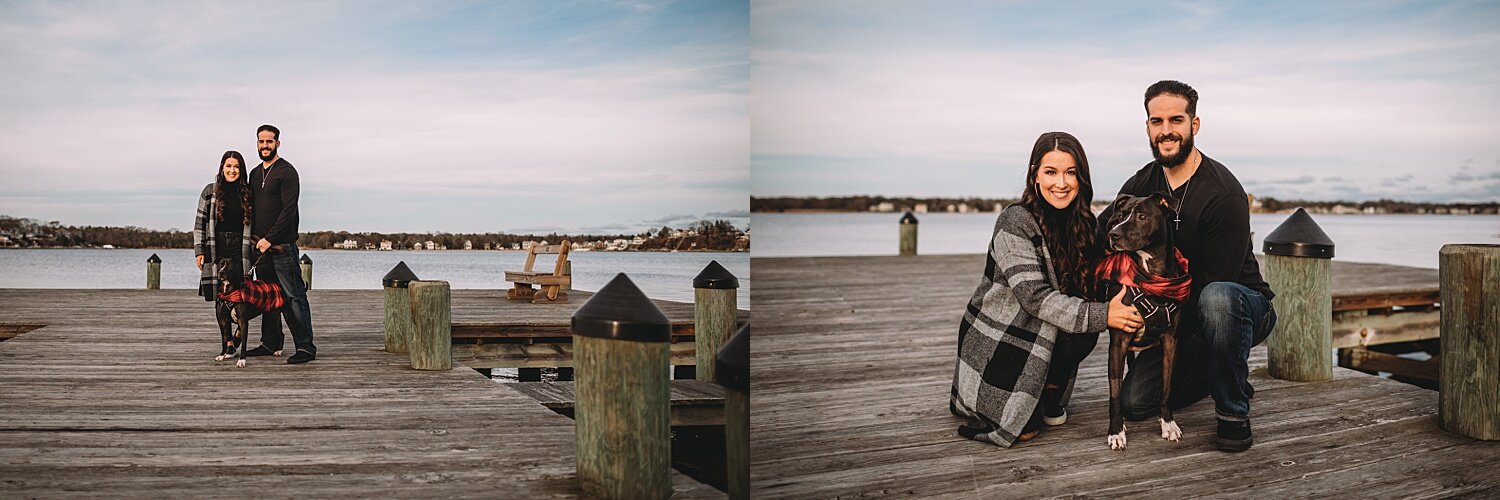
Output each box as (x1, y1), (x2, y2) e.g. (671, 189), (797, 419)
(752, 0), (1500, 202)
(0, 0), (748, 234)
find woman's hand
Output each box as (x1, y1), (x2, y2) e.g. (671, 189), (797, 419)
(1107, 288), (1144, 332)
(196, 255), (204, 270)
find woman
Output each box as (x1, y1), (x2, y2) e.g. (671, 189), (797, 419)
(193, 151), (254, 357)
(949, 131), (1143, 446)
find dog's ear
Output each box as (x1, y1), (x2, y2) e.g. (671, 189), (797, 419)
(1148, 190), (1178, 209)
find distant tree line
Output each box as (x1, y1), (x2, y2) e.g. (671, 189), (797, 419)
(0, 215), (749, 251)
(752, 196), (1499, 215)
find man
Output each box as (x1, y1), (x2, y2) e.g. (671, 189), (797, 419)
(1097, 80), (1275, 451)
(244, 124), (317, 364)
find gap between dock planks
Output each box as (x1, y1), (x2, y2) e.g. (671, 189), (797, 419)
(749, 254), (1500, 498)
(0, 288), (723, 498)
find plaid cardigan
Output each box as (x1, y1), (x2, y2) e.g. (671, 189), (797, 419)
(951, 205), (1108, 446)
(193, 183), (253, 300)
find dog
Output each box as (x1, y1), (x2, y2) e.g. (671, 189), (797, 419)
(213, 244), (287, 367)
(1098, 192), (1193, 450)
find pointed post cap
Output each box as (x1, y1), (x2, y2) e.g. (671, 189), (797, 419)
(147, 253), (161, 263)
(900, 211), (918, 225)
(715, 323), (749, 391)
(300, 254), (312, 264)
(693, 260), (740, 289)
(572, 273), (671, 342)
(382, 261), (419, 288)
(1264, 208), (1335, 259)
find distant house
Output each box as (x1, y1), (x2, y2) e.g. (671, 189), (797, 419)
(379, 240), (393, 251)
(336, 239), (359, 250)
(915, 203), (928, 214)
(424, 240), (437, 250)
(464, 240), (473, 250)
(412, 242), (422, 250)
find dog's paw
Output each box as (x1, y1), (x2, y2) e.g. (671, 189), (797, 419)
(215, 354), (228, 362)
(1108, 431), (1128, 450)
(1160, 418), (1182, 442)
(273, 350), (284, 357)
(236, 359), (247, 368)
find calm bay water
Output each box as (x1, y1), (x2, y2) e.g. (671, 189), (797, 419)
(0, 249), (749, 309)
(751, 212), (1500, 270)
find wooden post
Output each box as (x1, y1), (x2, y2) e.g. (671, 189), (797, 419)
(407, 280), (451, 371)
(1264, 208), (1335, 382)
(572, 273), (671, 499)
(300, 254), (313, 290)
(563, 259), (572, 291)
(898, 211), (918, 256)
(382, 262), (419, 354)
(1439, 244), (1500, 440)
(694, 260), (740, 382)
(716, 323), (750, 500)
(146, 253), (161, 290)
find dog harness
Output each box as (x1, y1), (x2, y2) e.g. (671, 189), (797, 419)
(1096, 250), (1192, 350)
(217, 280), (285, 312)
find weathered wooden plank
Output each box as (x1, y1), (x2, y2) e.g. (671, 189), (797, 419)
(1339, 346), (1439, 381)
(0, 288), (725, 498)
(506, 380), (726, 426)
(749, 254), (1498, 498)
(1332, 308), (1440, 348)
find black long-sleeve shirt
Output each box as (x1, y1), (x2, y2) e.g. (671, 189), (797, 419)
(1097, 153), (1274, 336)
(249, 158), (300, 244)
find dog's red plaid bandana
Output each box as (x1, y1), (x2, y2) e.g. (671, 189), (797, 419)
(1095, 250), (1192, 301)
(217, 280), (284, 312)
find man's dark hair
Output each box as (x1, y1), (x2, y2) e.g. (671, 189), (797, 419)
(1144, 80), (1198, 117)
(257, 124), (280, 140)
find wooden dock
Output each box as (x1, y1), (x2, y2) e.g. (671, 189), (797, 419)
(0, 288), (725, 498)
(750, 254), (1500, 498)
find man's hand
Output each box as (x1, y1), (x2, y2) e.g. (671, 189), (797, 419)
(256, 238), (271, 253)
(1107, 287), (1144, 332)
(195, 254), (204, 270)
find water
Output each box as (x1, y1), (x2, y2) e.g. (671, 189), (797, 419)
(0, 249), (749, 309)
(751, 212), (1500, 269)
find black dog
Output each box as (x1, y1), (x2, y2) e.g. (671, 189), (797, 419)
(1098, 192), (1192, 450)
(213, 246), (287, 367)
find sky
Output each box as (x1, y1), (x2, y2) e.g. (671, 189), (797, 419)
(752, 0), (1500, 203)
(0, 0), (749, 234)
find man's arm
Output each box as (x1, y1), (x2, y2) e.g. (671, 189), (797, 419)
(1195, 193), (1253, 284)
(266, 168), (300, 243)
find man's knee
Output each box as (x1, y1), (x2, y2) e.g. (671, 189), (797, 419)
(1117, 381), (1159, 421)
(1198, 282), (1245, 316)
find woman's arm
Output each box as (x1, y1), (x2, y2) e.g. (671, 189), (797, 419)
(193, 184), (211, 257)
(990, 208), (1108, 334)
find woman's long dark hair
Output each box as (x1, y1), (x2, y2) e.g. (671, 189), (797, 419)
(1018, 131), (1100, 299)
(213, 151), (252, 227)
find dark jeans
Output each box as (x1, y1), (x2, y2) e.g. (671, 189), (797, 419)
(254, 243), (316, 355)
(1120, 281), (1275, 421)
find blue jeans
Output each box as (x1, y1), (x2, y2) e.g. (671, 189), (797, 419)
(1120, 281), (1275, 421)
(255, 243), (316, 355)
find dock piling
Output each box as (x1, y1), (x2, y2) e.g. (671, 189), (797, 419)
(693, 260), (740, 382)
(717, 323), (750, 500)
(146, 253), (161, 290)
(1264, 208), (1335, 382)
(571, 273), (671, 499)
(300, 254), (313, 290)
(407, 280), (452, 371)
(899, 211), (918, 256)
(382, 262), (419, 354)
(1439, 244), (1500, 440)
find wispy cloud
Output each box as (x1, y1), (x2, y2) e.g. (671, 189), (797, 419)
(751, 0), (1500, 202)
(0, 0), (749, 232)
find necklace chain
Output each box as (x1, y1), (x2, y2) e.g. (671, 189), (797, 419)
(1173, 175), (1191, 230)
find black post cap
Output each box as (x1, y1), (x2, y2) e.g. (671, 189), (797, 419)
(300, 254), (312, 264)
(715, 323), (749, 391)
(900, 211), (918, 225)
(1263, 208), (1335, 259)
(147, 253), (161, 263)
(693, 260), (740, 289)
(382, 261), (419, 288)
(571, 273), (671, 343)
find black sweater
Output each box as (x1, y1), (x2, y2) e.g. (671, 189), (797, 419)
(249, 158), (300, 244)
(219, 182), (244, 230)
(1098, 153), (1274, 335)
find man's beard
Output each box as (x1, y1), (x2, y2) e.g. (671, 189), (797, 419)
(259, 147), (277, 161)
(1151, 132), (1194, 168)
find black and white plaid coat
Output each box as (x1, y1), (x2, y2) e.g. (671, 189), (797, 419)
(950, 205), (1107, 446)
(193, 183), (253, 300)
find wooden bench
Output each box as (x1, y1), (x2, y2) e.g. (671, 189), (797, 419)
(505, 240), (571, 303)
